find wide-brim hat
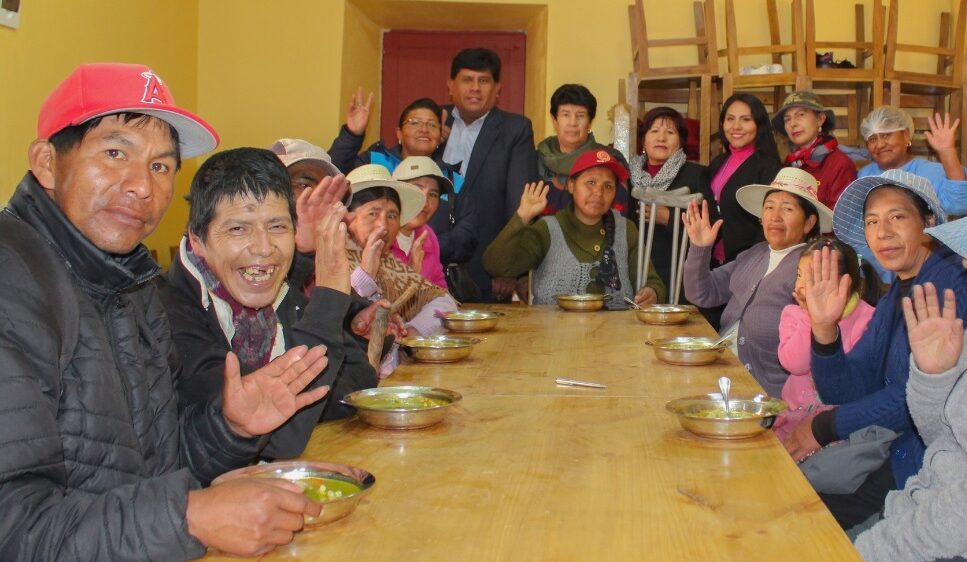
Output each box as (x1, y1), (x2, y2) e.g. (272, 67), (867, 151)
(38, 63), (218, 159)
(771, 91), (836, 138)
(833, 169), (947, 250)
(735, 167), (834, 233)
(346, 164), (426, 225)
(270, 138), (341, 177)
(569, 149), (630, 184)
(925, 217), (967, 258)
(391, 156), (455, 196)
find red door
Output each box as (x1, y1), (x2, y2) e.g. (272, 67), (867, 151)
(380, 30), (526, 145)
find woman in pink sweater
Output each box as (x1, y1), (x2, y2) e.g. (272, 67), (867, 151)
(390, 156), (449, 288)
(773, 237), (880, 441)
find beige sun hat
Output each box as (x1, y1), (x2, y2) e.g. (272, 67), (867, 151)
(391, 156), (455, 196)
(270, 138), (340, 177)
(735, 167), (833, 233)
(346, 164), (426, 225)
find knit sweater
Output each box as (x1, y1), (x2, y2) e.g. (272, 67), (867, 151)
(482, 204), (666, 301)
(684, 241), (800, 397)
(811, 244), (967, 487)
(854, 331), (967, 561)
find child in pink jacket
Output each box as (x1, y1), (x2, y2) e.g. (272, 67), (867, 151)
(773, 237), (879, 441)
(391, 157), (449, 289)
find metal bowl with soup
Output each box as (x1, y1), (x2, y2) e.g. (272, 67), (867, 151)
(212, 461), (375, 527)
(633, 304), (692, 325)
(555, 293), (607, 312)
(400, 335), (480, 363)
(441, 309), (503, 333)
(646, 336), (727, 365)
(665, 394), (787, 439)
(341, 385), (463, 429)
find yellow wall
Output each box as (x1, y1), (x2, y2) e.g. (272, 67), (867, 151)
(0, 0), (958, 265)
(0, 0), (199, 266)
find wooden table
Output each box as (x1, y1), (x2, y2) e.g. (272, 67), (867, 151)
(206, 305), (860, 561)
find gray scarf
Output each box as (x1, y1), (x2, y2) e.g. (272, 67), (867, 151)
(629, 148), (687, 200)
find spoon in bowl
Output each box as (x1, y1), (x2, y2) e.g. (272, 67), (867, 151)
(718, 376), (732, 417)
(624, 297), (643, 310)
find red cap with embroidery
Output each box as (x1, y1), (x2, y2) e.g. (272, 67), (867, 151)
(568, 149), (629, 184)
(37, 63), (218, 159)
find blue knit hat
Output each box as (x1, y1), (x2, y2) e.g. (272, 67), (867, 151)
(832, 169), (946, 250)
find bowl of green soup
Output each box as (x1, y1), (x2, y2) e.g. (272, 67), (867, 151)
(665, 394), (787, 439)
(341, 385), (463, 429)
(212, 461), (375, 527)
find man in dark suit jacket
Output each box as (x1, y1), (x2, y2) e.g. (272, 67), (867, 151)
(441, 48), (538, 302)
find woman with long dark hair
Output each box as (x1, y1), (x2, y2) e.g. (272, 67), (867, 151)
(708, 93), (782, 264)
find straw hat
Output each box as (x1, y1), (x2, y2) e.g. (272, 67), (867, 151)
(735, 167), (834, 233)
(346, 164), (426, 225)
(270, 138), (340, 177)
(392, 156), (455, 196)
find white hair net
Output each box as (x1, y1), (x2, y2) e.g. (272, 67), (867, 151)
(860, 106), (914, 140)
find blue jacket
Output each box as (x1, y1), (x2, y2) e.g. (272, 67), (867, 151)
(811, 244), (967, 487)
(328, 126), (479, 264)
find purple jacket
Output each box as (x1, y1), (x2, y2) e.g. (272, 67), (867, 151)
(684, 241), (798, 397)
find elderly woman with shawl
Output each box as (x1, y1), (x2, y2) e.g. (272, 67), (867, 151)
(344, 164), (458, 337)
(629, 107), (718, 292)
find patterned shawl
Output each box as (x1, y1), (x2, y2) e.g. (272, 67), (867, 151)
(346, 241), (447, 322)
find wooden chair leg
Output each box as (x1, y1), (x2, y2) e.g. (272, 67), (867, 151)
(887, 79), (899, 108)
(700, 74), (712, 165)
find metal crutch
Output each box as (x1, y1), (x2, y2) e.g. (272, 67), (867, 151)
(634, 187), (703, 303)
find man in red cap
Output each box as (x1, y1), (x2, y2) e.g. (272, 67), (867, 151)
(0, 63), (330, 560)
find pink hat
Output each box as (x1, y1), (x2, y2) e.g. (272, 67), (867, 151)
(37, 63), (218, 159)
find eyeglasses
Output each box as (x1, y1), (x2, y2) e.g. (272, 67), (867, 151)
(403, 118), (441, 131)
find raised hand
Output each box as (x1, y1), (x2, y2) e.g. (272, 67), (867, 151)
(360, 226), (386, 278)
(804, 247), (851, 344)
(634, 286), (658, 306)
(295, 174), (351, 253)
(517, 181), (549, 223)
(924, 112), (961, 153)
(410, 230), (428, 273)
(222, 345), (330, 438)
(346, 87), (373, 136)
(351, 300), (407, 340)
(903, 283), (964, 375)
(186, 478), (321, 556)
(314, 202), (351, 294)
(682, 199), (723, 247)
(440, 108), (451, 142)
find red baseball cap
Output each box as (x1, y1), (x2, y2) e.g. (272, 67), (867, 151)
(568, 149), (630, 184)
(37, 63), (218, 159)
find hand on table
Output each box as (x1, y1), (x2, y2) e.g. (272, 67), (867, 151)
(187, 478), (321, 556)
(222, 345), (329, 438)
(903, 282), (964, 375)
(491, 277), (519, 302)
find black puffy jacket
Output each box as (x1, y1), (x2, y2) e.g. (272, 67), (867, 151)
(0, 174), (262, 561)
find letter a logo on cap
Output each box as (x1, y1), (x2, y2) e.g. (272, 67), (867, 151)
(140, 71), (167, 104)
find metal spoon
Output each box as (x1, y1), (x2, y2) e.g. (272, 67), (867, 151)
(623, 297), (643, 310)
(712, 331), (734, 348)
(718, 376), (732, 417)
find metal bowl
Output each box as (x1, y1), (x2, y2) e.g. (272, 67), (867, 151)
(646, 336), (726, 365)
(400, 335), (480, 363)
(212, 460), (375, 526)
(633, 304), (692, 325)
(340, 385), (463, 429)
(666, 394), (787, 439)
(441, 310), (503, 333)
(555, 293), (607, 312)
